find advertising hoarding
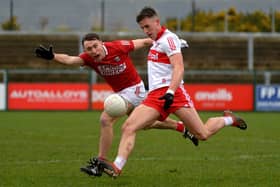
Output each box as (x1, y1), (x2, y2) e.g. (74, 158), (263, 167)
(7, 83), (254, 111)
(8, 83), (89, 110)
(0, 84), (6, 110)
(91, 84), (113, 110)
(256, 84), (280, 111)
(91, 83), (254, 111)
(185, 84), (253, 111)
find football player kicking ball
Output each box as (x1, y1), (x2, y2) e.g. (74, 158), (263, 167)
(35, 33), (198, 177)
(94, 7), (248, 178)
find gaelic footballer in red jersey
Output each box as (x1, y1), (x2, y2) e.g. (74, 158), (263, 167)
(79, 40), (141, 92)
(35, 32), (198, 177)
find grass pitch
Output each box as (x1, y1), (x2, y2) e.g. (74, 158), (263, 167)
(0, 111), (279, 187)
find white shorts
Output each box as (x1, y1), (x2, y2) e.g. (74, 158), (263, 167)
(117, 81), (147, 107)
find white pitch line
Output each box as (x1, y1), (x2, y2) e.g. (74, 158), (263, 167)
(0, 154), (278, 166)
(132, 154), (279, 161)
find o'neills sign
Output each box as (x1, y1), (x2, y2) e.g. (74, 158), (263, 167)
(185, 84), (253, 111)
(195, 88), (233, 101)
(8, 83), (89, 110)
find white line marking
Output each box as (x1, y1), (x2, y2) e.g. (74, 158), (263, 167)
(0, 154), (278, 166)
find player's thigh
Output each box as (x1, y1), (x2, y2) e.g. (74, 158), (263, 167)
(174, 107), (206, 134)
(118, 81), (146, 107)
(124, 104), (160, 132)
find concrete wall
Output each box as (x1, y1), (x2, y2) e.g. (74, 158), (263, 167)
(1, 32), (279, 83)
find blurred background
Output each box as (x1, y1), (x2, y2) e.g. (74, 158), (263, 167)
(0, 0), (280, 112)
(0, 0), (280, 32)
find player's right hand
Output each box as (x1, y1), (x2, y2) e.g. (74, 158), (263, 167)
(35, 45), (54, 60)
(159, 92), (174, 110)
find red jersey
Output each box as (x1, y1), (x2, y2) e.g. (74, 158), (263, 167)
(79, 40), (142, 92)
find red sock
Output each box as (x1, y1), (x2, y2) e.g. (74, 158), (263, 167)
(176, 121), (185, 133)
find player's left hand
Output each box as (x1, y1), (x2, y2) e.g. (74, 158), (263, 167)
(180, 39), (189, 48)
(159, 92), (174, 110)
(35, 45), (54, 60)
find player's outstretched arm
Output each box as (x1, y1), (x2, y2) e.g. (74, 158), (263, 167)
(132, 38), (153, 50)
(132, 38), (189, 50)
(35, 44), (83, 66)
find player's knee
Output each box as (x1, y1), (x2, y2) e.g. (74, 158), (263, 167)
(99, 115), (113, 128)
(197, 133), (208, 141)
(121, 121), (135, 136)
(195, 130), (210, 141)
(143, 123), (155, 130)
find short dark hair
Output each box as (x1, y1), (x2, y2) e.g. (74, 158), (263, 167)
(82, 33), (100, 46)
(136, 6), (158, 23)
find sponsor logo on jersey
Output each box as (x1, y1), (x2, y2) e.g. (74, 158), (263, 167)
(114, 56), (120, 62)
(148, 50), (159, 61)
(98, 63), (127, 76)
(148, 49), (169, 63)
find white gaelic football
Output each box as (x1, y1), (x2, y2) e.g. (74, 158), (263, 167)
(104, 94), (128, 117)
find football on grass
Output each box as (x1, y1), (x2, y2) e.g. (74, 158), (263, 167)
(104, 94), (128, 117)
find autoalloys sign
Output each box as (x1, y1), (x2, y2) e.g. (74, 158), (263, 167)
(8, 83), (89, 110)
(0, 83), (6, 110)
(256, 84), (280, 111)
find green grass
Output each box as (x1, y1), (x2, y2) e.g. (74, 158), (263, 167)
(0, 111), (279, 187)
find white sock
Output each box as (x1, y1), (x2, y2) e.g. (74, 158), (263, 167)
(114, 156), (126, 170)
(223, 116), (233, 126)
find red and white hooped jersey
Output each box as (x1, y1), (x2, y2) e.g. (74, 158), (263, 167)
(147, 27), (184, 91)
(79, 40), (142, 92)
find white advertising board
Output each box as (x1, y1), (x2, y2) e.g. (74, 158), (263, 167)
(0, 84), (6, 110)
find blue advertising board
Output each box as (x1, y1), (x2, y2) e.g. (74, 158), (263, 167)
(256, 85), (280, 111)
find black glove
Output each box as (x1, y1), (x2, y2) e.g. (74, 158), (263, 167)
(159, 92), (174, 110)
(35, 45), (54, 60)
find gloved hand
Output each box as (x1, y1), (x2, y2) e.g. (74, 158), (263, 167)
(159, 92), (174, 110)
(35, 45), (54, 60)
(180, 39), (189, 48)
